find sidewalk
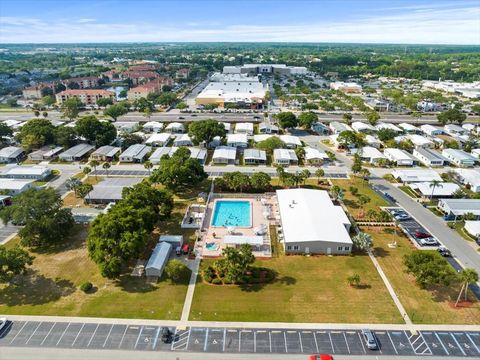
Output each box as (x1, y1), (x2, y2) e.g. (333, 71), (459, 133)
(180, 257), (201, 322)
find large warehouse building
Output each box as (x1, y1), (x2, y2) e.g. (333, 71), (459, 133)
(276, 189), (352, 255)
(223, 64), (307, 75)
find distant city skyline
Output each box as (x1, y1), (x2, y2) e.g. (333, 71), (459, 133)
(0, 0), (479, 44)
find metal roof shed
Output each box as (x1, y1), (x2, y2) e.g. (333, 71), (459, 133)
(159, 235), (183, 247)
(145, 242), (172, 278)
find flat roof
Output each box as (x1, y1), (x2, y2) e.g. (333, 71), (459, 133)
(146, 133), (171, 144)
(391, 169), (442, 182)
(1, 165), (50, 176)
(442, 148), (477, 161)
(409, 182), (460, 196)
(227, 133), (248, 144)
(276, 189), (352, 245)
(274, 148), (298, 161)
(413, 148), (444, 162)
(146, 242), (172, 271)
(464, 221), (480, 237)
(440, 199), (480, 215)
(224, 235), (263, 245)
(361, 146), (386, 159)
(244, 148), (266, 160)
(92, 145), (121, 157)
(279, 135), (302, 146)
(59, 143), (94, 158)
(213, 146), (237, 160)
(304, 147), (328, 160)
(384, 148), (416, 161)
(0, 178), (34, 190)
(0, 146), (23, 158)
(455, 168), (480, 187)
(88, 177), (143, 201)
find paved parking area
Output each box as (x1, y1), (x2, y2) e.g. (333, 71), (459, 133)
(1, 321), (479, 356)
(0, 223), (22, 245)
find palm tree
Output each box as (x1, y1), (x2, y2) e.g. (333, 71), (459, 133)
(330, 185), (344, 203)
(352, 232), (373, 252)
(299, 169), (311, 185)
(89, 160), (99, 179)
(429, 180), (443, 199)
(65, 177), (82, 197)
(83, 166), (91, 178)
(358, 195), (371, 218)
(455, 268), (478, 307)
(315, 168), (325, 184)
(102, 162), (111, 177)
(275, 165), (286, 186)
(144, 160), (153, 175)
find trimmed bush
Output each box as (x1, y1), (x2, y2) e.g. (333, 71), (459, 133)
(80, 281), (93, 293)
(211, 278), (222, 285)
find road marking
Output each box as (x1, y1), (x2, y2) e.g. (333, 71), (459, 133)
(203, 328), (209, 352)
(56, 322), (71, 346)
(466, 333), (480, 354)
(328, 331), (334, 353)
(238, 330), (241, 352)
(9, 321), (28, 344)
(25, 322), (42, 345)
(269, 331), (272, 353)
(284, 331), (288, 353)
(134, 326), (144, 349)
(102, 324), (114, 348)
(358, 332), (366, 353)
(223, 328), (226, 352)
(313, 331), (319, 353)
(118, 325), (129, 349)
(152, 326), (161, 350)
(299, 331), (303, 353)
(40, 322), (56, 346)
(86, 324), (100, 348)
(253, 330), (256, 353)
(387, 331), (398, 355)
(451, 332), (466, 356)
(71, 323), (85, 347)
(434, 332), (449, 355)
(342, 331), (350, 354)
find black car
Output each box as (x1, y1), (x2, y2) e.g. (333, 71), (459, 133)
(437, 246), (451, 257)
(161, 327), (172, 343)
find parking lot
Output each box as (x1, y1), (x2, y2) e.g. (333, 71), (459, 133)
(1, 320), (479, 357)
(0, 223), (22, 245)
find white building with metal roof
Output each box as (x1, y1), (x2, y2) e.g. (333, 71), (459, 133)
(145, 242), (172, 278)
(384, 148), (416, 166)
(375, 122), (402, 133)
(28, 146), (63, 161)
(0, 178), (34, 194)
(391, 169), (442, 183)
(0, 146), (24, 163)
(212, 146), (237, 164)
(421, 124), (443, 136)
(279, 135), (302, 148)
(442, 149), (477, 167)
(438, 199), (480, 218)
(58, 144), (94, 162)
(226, 133), (248, 148)
(352, 121), (375, 133)
(464, 221), (480, 239)
(273, 149), (298, 166)
(119, 144), (151, 163)
(0, 165), (51, 180)
(304, 147), (328, 165)
(90, 145), (121, 162)
(398, 123), (419, 133)
(359, 146), (387, 164)
(173, 134), (193, 147)
(86, 177), (143, 204)
(145, 133), (171, 147)
(454, 169), (480, 192)
(408, 182), (460, 198)
(243, 149), (266, 165)
(412, 148), (445, 167)
(234, 122), (254, 135)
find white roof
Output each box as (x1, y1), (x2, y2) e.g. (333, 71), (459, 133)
(398, 123), (418, 132)
(407, 134), (433, 147)
(0, 178), (33, 190)
(409, 182), (460, 196)
(174, 133), (192, 143)
(470, 148), (480, 158)
(146, 133), (171, 144)
(221, 122), (231, 131)
(146, 242), (172, 271)
(166, 122), (184, 130)
(464, 221), (480, 237)
(376, 122), (402, 132)
(384, 148), (416, 161)
(235, 122), (254, 132)
(0, 146), (23, 158)
(279, 135), (302, 146)
(304, 147), (328, 160)
(197, 81), (266, 101)
(329, 121), (352, 132)
(454, 168), (480, 187)
(439, 199), (480, 216)
(213, 146), (236, 160)
(227, 133), (248, 144)
(421, 124), (442, 134)
(224, 235), (263, 245)
(365, 134), (381, 145)
(360, 146), (386, 160)
(1, 165), (50, 176)
(392, 169), (442, 183)
(274, 148), (298, 161)
(159, 235), (183, 243)
(442, 148), (477, 162)
(143, 121), (163, 128)
(276, 189), (352, 245)
(253, 134), (274, 143)
(352, 121), (375, 132)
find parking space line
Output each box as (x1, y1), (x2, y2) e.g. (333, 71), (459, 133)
(152, 326), (161, 350)
(387, 331), (398, 355)
(269, 331), (272, 353)
(71, 323), (85, 347)
(56, 323), (71, 346)
(358, 332), (366, 353)
(284, 331), (288, 353)
(135, 326), (146, 349)
(102, 324), (114, 348)
(328, 332), (334, 353)
(203, 328), (209, 352)
(238, 331), (241, 352)
(25, 322), (42, 345)
(253, 330), (256, 353)
(118, 325), (129, 349)
(312, 331), (319, 353)
(466, 333), (480, 354)
(299, 332), (303, 353)
(435, 332), (449, 355)
(86, 324), (99, 348)
(9, 321), (28, 344)
(450, 332), (466, 356)
(39, 322), (56, 346)
(342, 332), (350, 354)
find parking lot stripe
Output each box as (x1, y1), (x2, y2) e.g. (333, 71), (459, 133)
(39, 322), (56, 346)
(343, 332), (350, 354)
(284, 331), (288, 353)
(450, 333), (466, 356)
(9, 321), (28, 344)
(466, 333), (480, 354)
(434, 332), (449, 355)
(387, 331), (398, 355)
(56, 323), (71, 346)
(358, 332), (366, 353)
(71, 323), (85, 347)
(134, 326), (144, 349)
(102, 324), (114, 348)
(238, 331), (241, 352)
(151, 326), (161, 350)
(86, 324), (100, 348)
(328, 332), (334, 353)
(118, 325), (129, 349)
(269, 331), (272, 353)
(253, 330), (256, 353)
(299, 332), (303, 353)
(313, 331), (319, 353)
(203, 328), (209, 352)
(25, 322), (42, 345)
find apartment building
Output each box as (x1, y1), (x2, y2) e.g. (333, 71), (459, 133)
(55, 89), (115, 106)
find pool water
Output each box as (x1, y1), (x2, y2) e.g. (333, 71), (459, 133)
(211, 200), (252, 227)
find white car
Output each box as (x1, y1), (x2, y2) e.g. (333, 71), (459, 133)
(0, 317), (7, 332)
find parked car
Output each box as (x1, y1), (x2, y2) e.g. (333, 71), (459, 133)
(415, 230), (432, 239)
(178, 116), (185, 120)
(0, 317), (7, 332)
(394, 212), (411, 221)
(182, 244), (189, 255)
(420, 238), (439, 246)
(437, 246), (451, 257)
(309, 354), (333, 360)
(175, 246), (182, 256)
(476, 238), (480, 246)
(361, 329), (378, 350)
(161, 327), (172, 343)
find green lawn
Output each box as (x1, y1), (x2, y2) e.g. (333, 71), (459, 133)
(190, 255), (403, 323)
(332, 177), (389, 219)
(0, 228), (190, 319)
(447, 221), (476, 242)
(398, 185), (419, 198)
(364, 226), (480, 324)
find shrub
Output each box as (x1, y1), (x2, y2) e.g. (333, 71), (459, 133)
(202, 269), (213, 283)
(80, 281), (93, 293)
(211, 278), (222, 285)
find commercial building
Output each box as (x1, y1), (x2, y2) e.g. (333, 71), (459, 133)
(90, 145), (121, 162)
(383, 148), (416, 166)
(0, 146), (24, 163)
(273, 149), (298, 166)
(59, 144), (95, 162)
(119, 144), (151, 163)
(412, 148), (445, 167)
(391, 169), (442, 183)
(212, 146), (237, 165)
(329, 82), (362, 93)
(438, 199), (480, 218)
(243, 149), (266, 165)
(276, 189), (352, 255)
(0, 179), (34, 195)
(0, 165), (51, 180)
(55, 89), (115, 106)
(86, 177), (143, 204)
(442, 149), (477, 167)
(223, 64), (307, 76)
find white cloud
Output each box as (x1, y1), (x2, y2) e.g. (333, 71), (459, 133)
(0, 4), (479, 44)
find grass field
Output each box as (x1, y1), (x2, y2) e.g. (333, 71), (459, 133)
(447, 221), (476, 242)
(332, 177), (389, 219)
(0, 227), (190, 319)
(190, 255), (403, 323)
(364, 226), (480, 324)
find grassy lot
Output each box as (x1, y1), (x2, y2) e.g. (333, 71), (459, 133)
(398, 185), (419, 199)
(447, 221), (476, 242)
(0, 227), (190, 319)
(364, 226), (480, 324)
(190, 255), (403, 323)
(270, 178), (331, 191)
(332, 177), (389, 219)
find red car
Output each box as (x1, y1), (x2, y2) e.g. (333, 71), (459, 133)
(182, 244), (190, 255)
(415, 230), (431, 239)
(309, 355), (333, 360)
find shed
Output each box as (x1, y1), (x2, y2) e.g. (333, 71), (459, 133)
(145, 242), (172, 278)
(159, 235), (183, 247)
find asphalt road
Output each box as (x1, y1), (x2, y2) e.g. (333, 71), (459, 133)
(1, 320), (479, 357)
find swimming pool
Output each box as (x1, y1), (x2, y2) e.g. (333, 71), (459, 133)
(211, 200), (252, 227)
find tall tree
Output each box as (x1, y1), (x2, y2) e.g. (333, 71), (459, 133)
(297, 112), (318, 129)
(17, 118), (56, 150)
(0, 245), (34, 283)
(455, 268), (478, 306)
(103, 104), (128, 121)
(61, 97), (82, 120)
(275, 112), (298, 129)
(437, 108), (466, 125)
(188, 119), (226, 146)
(429, 180), (443, 199)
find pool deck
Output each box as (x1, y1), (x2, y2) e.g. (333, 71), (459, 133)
(198, 194), (277, 258)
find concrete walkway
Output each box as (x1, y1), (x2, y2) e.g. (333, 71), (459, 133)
(368, 249), (412, 325)
(180, 257), (201, 322)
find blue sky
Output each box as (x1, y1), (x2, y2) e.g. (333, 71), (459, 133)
(0, 0), (479, 44)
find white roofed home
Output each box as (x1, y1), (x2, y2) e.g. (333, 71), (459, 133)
(58, 144), (94, 162)
(471, 148), (480, 159)
(90, 145), (121, 162)
(365, 134), (382, 148)
(421, 124), (443, 136)
(304, 147), (328, 165)
(0, 146), (24, 163)
(143, 121), (163, 133)
(391, 169), (442, 183)
(454, 169), (480, 192)
(235, 122), (254, 135)
(375, 122), (402, 133)
(444, 124), (467, 137)
(221, 122), (232, 133)
(412, 148), (445, 167)
(359, 146), (387, 164)
(276, 189), (352, 255)
(442, 149), (477, 167)
(329, 121), (352, 134)
(227, 133), (248, 148)
(408, 182), (460, 198)
(438, 199), (480, 219)
(352, 121), (375, 133)
(212, 146), (237, 165)
(398, 123), (419, 133)
(259, 123), (279, 134)
(243, 148), (266, 165)
(0, 179), (34, 195)
(273, 149), (298, 166)
(145, 133), (171, 147)
(165, 122), (185, 133)
(119, 144), (151, 163)
(173, 134), (193, 147)
(0, 165), (51, 180)
(407, 134), (434, 148)
(279, 135), (302, 148)
(464, 221), (480, 239)
(383, 148), (416, 166)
